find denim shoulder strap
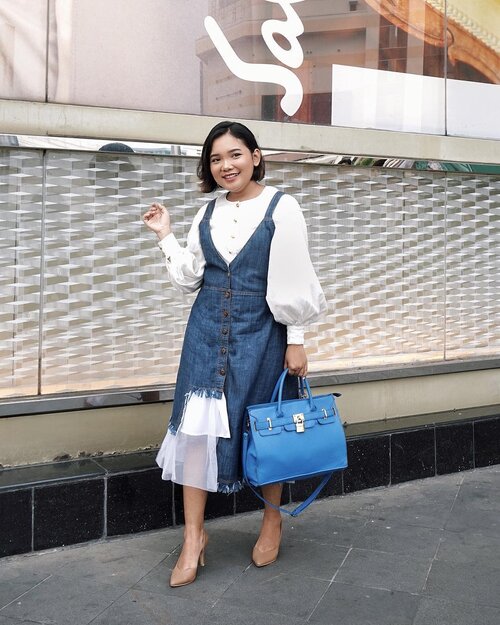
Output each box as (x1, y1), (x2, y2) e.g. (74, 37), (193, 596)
(264, 191), (284, 220)
(202, 198), (217, 222)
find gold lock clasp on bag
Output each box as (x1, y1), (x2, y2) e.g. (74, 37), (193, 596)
(293, 413), (305, 433)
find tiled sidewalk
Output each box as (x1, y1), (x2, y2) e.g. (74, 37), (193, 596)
(1, 466), (499, 625)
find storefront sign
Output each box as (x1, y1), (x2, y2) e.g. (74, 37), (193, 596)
(204, 0), (305, 116)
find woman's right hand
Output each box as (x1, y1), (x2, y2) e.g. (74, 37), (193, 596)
(142, 202), (171, 240)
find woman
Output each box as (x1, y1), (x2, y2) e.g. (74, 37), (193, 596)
(142, 121), (326, 587)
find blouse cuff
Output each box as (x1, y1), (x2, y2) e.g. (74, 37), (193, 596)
(158, 233), (181, 262)
(287, 325), (304, 345)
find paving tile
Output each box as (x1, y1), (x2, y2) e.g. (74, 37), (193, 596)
(378, 475), (461, 506)
(454, 481), (500, 511)
(54, 541), (167, 587)
(95, 592), (307, 625)
(309, 581), (419, 625)
(413, 597), (500, 625)
(321, 491), (382, 518)
(209, 505), (366, 548)
(90, 588), (212, 625)
(335, 548), (431, 594)
(208, 602), (307, 625)
(436, 530), (500, 568)
(445, 506), (500, 536)
(372, 479), (457, 529)
(0, 543), (107, 580)
(206, 510), (261, 536)
(219, 567), (329, 620)
(104, 526), (183, 555)
(286, 511), (368, 547)
(0, 570), (50, 611)
(353, 519), (442, 559)
(372, 500), (452, 530)
(461, 465), (500, 488)
(133, 532), (250, 604)
(0, 574), (128, 625)
(0, 616), (44, 625)
(180, 528), (255, 568)
(266, 537), (349, 580)
(424, 559), (500, 607)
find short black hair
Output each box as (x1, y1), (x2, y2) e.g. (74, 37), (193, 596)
(197, 121), (265, 193)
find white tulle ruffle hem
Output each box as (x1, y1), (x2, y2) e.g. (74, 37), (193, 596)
(156, 392), (230, 492)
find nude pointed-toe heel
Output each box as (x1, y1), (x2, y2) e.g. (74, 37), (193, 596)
(169, 531), (208, 588)
(252, 523), (282, 568)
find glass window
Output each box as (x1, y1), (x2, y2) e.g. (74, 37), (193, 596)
(1, 147), (498, 399)
(2, 1), (498, 139)
(0, 0), (47, 101)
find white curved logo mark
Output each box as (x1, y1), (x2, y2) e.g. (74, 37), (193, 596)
(204, 0), (305, 117)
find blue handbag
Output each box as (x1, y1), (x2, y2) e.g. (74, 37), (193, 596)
(242, 369), (348, 516)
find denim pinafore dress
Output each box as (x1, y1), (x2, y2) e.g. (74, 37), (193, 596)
(169, 191), (297, 493)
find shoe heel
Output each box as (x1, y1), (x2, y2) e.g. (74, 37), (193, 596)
(199, 530), (208, 567)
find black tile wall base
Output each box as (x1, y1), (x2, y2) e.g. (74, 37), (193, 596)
(1, 414), (499, 559)
(107, 469), (172, 536)
(344, 436), (390, 493)
(436, 422), (474, 475)
(0, 490), (32, 557)
(474, 417), (500, 467)
(34, 480), (104, 551)
(391, 428), (435, 484)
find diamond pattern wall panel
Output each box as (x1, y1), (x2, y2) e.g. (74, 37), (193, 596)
(445, 175), (500, 358)
(266, 165), (447, 369)
(41, 151), (205, 393)
(0, 150), (43, 398)
(1, 148), (498, 398)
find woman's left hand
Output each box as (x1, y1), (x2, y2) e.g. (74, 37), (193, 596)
(284, 344), (308, 377)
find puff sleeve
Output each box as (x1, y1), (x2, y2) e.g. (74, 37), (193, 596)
(157, 205), (207, 293)
(267, 195), (327, 343)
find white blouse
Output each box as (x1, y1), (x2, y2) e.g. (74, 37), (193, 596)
(155, 185), (327, 492)
(157, 185), (327, 343)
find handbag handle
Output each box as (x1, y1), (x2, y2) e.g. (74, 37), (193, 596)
(270, 370), (309, 404)
(275, 369), (315, 416)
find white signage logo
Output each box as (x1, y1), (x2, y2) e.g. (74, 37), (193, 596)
(204, 0), (305, 116)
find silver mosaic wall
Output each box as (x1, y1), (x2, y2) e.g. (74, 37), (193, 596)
(0, 150), (499, 398)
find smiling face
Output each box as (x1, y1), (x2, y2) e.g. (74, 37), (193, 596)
(209, 131), (262, 201)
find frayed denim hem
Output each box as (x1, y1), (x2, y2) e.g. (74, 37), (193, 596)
(217, 480), (244, 495)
